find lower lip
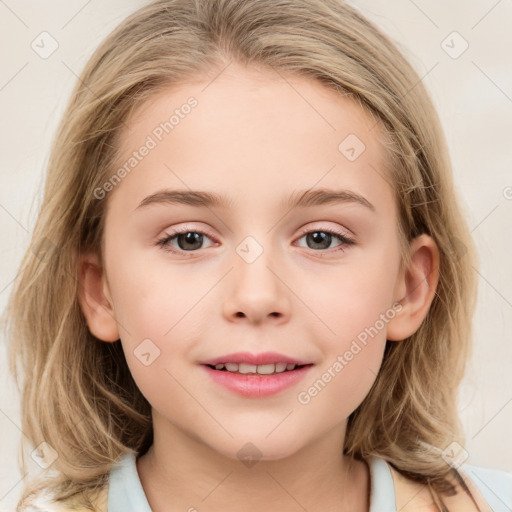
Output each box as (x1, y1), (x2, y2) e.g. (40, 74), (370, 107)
(200, 364), (314, 398)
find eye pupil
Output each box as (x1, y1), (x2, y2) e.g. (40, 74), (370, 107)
(178, 232), (203, 251)
(307, 231), (331, 250)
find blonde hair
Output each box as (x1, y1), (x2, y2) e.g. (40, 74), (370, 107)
(2, 0), (479, 509)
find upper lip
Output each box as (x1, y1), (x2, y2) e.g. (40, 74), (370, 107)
(200, 351), (312, 366)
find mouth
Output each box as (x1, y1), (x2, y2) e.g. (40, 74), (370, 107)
(203, 362), (313, 375)
(200, 361), (314, 398)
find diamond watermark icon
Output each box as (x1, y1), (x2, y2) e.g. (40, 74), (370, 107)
(31, 441), (58, 469)
(338, 133), (366, 161)
(32, 236), (56, 262)
(134, 338), (161, 366)
(441, 31), (469, 59)
(446, 236), (468, 262)
(237, 442), (262, 468)
(31, 31), (59, 59)
(236, 236), (264, 264)
(441, 441), (469, 469)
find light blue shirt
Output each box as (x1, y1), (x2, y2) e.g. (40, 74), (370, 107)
(108, 451), (512, 511)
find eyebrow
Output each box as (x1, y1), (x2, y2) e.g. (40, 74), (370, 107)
(135, 187), (376, 213)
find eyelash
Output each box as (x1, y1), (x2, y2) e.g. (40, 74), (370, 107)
(156, 225), (355, 256)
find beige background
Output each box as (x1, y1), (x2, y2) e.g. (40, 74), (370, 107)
(1, 0), (511, 510)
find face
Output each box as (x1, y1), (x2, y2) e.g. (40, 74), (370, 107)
(93, 63), (407, 461)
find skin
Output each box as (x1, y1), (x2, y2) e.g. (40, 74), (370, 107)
(78, 62), (440, 512)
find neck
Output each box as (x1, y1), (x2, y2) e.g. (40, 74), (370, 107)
(136, 411), (370, 512)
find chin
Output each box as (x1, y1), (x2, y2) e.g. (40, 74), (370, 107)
(210, 435), (305, 465)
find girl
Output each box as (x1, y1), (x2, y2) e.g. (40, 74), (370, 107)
(3, 0), (511, 510)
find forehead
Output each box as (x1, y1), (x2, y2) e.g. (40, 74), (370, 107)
(108, 63), (394, 217)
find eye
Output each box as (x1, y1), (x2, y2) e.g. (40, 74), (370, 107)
(156, 225), (355, 256)
(295, 227), (355, 253)
(156, 226), (216, 255)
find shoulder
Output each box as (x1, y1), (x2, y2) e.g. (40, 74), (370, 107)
(458, 462), (512, 511)
(388, 460), (512, 512)
(19, 485), (109, 512)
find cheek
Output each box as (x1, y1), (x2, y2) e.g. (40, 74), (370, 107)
(108, 249), (203, 341)
(106, 252), (209, 390)
(312, 251), (399, 345)
(298, 252), (398, 411)
(297, 286), (389, 421)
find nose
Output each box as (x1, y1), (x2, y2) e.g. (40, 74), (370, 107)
(222, 245), (291, 325)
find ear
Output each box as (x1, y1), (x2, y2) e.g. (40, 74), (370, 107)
(77, 252), (120, 342)
(386, 234), (440, 342)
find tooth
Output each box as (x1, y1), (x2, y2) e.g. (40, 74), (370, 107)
(275, 363), (287, 373)
(238, 363), (257, 374)
(256, 364), (275, 374)
(220, 362), (298, 374)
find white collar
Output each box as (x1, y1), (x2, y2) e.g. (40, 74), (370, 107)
(108, 451), (397, 512)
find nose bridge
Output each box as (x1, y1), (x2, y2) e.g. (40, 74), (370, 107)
(223, 232), (291, 321)
(233, 233), (280, 289)
(235, 233), (269, 266)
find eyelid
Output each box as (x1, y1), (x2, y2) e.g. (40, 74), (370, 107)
(158, 223), (218, 245)
(159, 223), (353, 242)
(161, 223), (216, 237)
(295, 222), (354, 239)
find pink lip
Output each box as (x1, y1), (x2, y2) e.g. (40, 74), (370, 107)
(199, 351), (311, 366)
(200, 363), (314, 398)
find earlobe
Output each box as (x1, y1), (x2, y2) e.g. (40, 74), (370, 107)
(386, 234), (440, 342)
(77, 252), (120, 342)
